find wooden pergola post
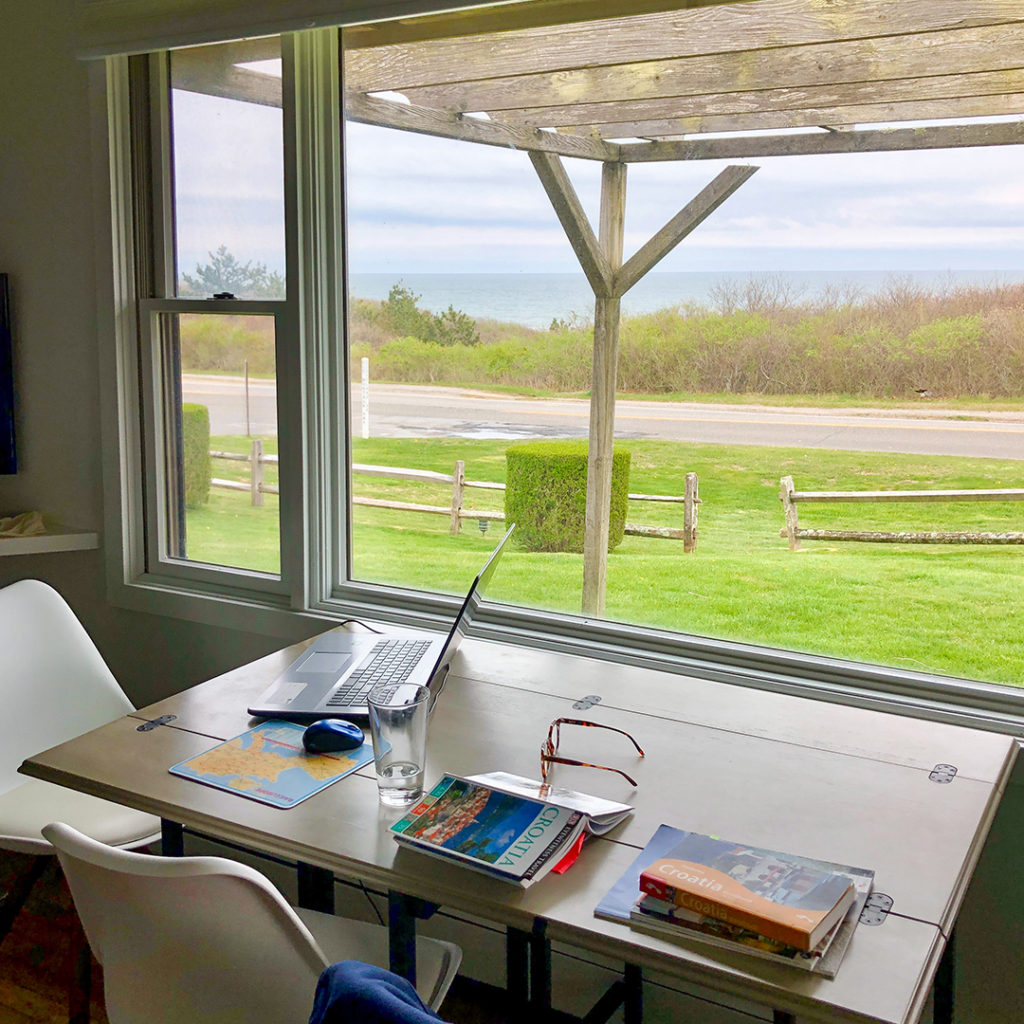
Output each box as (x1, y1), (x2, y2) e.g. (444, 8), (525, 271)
(530, 156), (757, 614)
(583, 162), (627, 614)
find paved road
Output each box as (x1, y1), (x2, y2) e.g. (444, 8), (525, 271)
(183, 375), (1024, 460)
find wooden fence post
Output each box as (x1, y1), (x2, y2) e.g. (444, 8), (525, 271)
(251, 439), (265, 507)
(449, 459), (466, 534)
(780, 475), (799, 550)
(683, 472), (699, 553)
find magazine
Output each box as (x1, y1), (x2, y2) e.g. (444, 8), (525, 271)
(466, 771), (633, 835)
(391, 772), (632, 886)
(638, 830), (859, 951)
(595, 824), (874, 976)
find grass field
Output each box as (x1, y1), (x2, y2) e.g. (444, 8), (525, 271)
(184, 434), (1024, 688)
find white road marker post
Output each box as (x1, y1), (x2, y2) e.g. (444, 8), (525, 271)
(361, 357), (370, 439)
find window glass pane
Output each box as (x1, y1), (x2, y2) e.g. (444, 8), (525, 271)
(170, 40), (285, 299)
(173, 312), (280, 574)
(341, 19), (1024, 691)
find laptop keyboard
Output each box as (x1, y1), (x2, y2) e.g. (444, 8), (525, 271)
(325, 638), (432, 708)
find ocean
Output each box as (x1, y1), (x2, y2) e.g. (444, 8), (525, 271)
(348, 270), (1024, 330)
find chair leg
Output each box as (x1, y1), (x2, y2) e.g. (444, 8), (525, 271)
(0, 854), (49, 945)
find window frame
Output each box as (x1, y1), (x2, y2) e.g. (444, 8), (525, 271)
(137, 298), (290, 591)
(95, 26), (1024, 740)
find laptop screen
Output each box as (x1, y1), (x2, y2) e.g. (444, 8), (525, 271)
(427, 523), (515, 682)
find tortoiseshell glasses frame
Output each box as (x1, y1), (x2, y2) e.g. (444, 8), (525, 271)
(540, 717), (645, 788)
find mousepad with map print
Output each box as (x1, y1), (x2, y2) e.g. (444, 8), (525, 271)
(170, 721), (374, 808)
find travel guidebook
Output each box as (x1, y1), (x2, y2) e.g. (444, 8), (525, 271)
(595, 824), (874, 976)
(638, 831), (858, 951)
(391, 772), (633, 887)
(169, 721), (374, 809)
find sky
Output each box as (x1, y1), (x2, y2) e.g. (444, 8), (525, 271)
(171, 88), (1024, 282)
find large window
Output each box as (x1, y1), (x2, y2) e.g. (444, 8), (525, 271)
(112, 10), (1024, 720)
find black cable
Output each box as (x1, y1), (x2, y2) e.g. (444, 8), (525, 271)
(359, 880), (385, 925)
(337, 618), (383, 634)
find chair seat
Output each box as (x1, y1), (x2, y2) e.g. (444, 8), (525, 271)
(0, 779), (161, 855)
(295, 907), (461, 1011)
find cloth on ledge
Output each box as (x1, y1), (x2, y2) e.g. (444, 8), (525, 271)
(0, 511), (45, 537)
(308, 960), (447, 1024)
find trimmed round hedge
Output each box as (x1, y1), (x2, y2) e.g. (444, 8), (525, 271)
(504, 440), (630, 553)
(182, 403), (211, 508)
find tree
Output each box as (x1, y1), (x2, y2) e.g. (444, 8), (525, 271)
(378, 282), (480, 347)
(380, 283), (434, 339)
(181, 245), (285, 299)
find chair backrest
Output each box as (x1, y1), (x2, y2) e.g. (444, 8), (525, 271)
(0, 580), (134, 795)
(43, 822), (331, 1024)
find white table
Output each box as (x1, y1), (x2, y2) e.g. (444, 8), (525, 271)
(20, 631), (1018, 1024)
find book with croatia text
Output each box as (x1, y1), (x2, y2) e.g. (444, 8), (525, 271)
(638, 830), (861, 952)
(629, 885), (871, 978)
(390, 773), (626, 886)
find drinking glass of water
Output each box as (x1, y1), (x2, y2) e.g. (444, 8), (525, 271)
(366, 683), (430, 807)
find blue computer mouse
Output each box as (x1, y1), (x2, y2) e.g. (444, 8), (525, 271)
(302, 718), (365, 754)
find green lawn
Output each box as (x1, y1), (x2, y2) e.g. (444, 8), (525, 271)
(185, 434), (1024, 688)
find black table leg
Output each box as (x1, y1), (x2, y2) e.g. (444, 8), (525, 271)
(529, 918), (552, 1015)
(296, 862), (335, 914)
(624, 964), (643, 1024)
(507, 926), (530, 1014)
(160, 819), (184, 857)
(388, 890), (418, 988)
(68, 913), (92, 1024)
(773, 1012), (796, 1024)
(934, 927), (956, 1024)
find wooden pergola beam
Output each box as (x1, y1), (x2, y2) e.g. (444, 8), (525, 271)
(488, 68), (1024, 129)
(616, 165), (758, 295)
(561, 93), (1024, 139)
(528, 152), (614, 295)
(170, 60), (622, 162)
(617, 120), (1024, 161)
(172, 57), (282, 108)
(345, 94), (621, 162)
(397, 23), (1024, 116)
(341, 0), (754, 50)
(344, 0), (1024, 94)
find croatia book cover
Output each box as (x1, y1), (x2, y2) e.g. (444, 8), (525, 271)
(638, 831), (859, 951)
(391, 774), (586, 885)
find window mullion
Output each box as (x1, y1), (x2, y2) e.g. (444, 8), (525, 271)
(285, 29), (348, 611)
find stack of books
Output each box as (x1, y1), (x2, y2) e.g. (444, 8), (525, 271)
(596, 825), (874, 976)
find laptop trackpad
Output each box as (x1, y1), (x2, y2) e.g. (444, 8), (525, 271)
(298, 650), (356, 675)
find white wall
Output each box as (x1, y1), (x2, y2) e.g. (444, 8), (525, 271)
(0, 6), (1020, 1022)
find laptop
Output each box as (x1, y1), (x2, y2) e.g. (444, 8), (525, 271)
(247, 524), (514, 721)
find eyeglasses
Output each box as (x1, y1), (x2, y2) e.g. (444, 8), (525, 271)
(540, 717), (645, 788)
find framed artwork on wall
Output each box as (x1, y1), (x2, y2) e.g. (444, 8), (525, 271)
(0, 273), (15, 474)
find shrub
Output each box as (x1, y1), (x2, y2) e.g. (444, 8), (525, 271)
(179, 315), (275, 374)
(505, 440), (630, 552)
(182, 403), (211, 508)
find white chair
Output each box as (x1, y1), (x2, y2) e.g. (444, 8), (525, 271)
(0, 579), (161, 855)
(0, 577), (163, 1022)
(43, 822), (462, 1024)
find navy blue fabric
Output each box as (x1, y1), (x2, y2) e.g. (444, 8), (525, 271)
(308, 961), (446, 1024)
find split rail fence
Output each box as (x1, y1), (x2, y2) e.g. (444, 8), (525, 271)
(779, 475), (1024, 550)
(211, 441), (700, 551)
